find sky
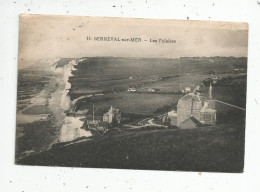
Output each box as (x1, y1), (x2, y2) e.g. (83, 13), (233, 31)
(18, 15), (248, 68)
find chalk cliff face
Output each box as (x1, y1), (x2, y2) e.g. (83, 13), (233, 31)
(49, 58), (92, 142)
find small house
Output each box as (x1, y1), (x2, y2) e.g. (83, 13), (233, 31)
(128, 87), (137, 93)
(168, 110), (177, 126)
(103, 106), (121, 125)
(184, 87), (191, 93)
(148, 88), (156, 92)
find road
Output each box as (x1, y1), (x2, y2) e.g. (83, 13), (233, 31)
(124, 117), (168, 129)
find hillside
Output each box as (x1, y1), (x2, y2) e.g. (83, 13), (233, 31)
(17, 123), (245, 173)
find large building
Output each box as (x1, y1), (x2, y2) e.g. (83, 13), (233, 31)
(103, 106), (121, 125)
(177, 84), (216, 128)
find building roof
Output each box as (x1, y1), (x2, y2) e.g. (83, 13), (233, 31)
(180, 116), (202, 128)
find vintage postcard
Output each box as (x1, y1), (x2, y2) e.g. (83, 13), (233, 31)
(16, 15), (248, 172)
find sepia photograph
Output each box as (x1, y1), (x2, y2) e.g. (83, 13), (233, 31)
(16, 15), (248, 173)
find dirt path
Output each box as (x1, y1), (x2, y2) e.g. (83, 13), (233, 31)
(124, 117), (168, 129)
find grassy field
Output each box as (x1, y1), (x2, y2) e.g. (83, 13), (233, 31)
(74, 92), (179, 116)
(138, 75), (210, 92)
(17, 122), (245, 172)
(69, 57), (247, 118)
(70, 57), (244, 97)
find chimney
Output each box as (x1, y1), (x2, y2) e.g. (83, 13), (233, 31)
(207, 83), (216, 110)
(209, 83), (213, 99)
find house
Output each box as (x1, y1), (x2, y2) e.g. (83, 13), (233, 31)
(128, 87), (137, 93)
(103, 106), (121, 125)
(184, 87), (191, 93)
(177, 93), (205, 127)
(148, 88), (156, 92)
(177, 83), (216, 128)
(213, 80), (218, 84)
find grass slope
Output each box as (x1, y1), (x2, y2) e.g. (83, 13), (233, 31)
(18, 123), (245, 173)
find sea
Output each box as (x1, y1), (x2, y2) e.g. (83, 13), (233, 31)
(16, 58), (92, 161)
